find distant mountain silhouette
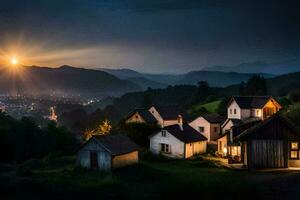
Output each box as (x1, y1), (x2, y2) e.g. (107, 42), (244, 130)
(98, 67), (274, 87)
(203, 61), (300, 75)
(176, 71), (274, 87)
(0, 65), (140, 97)
(97, 68), (143, 79)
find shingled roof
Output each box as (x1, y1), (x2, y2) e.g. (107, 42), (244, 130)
(93, 134), (139, 156)
(126, 108), (157, 123)
(235, 114), (300, 141)
(151, 105), (189, 120)
(230, 96), (276, 109)
(201, 113), (226, 124)
(164, 123), (207, 143)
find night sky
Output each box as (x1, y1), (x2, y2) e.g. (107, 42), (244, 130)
(0, 0), (299, 73)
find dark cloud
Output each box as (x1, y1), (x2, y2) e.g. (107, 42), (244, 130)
(0, 0), (299, 72)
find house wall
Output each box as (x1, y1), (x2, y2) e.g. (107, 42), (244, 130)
(148, 106), (164, 127)
(247, 140), (286, 168)
(222, 120), (234, 134)
(148, 106), (179, 127)
(150, 130), (185, 158)
(112, 151), (139, 169)
(227, 101), (241, 119)
(251, 109), (263, 119)
(210, 123), (221, 141)
(217, 135), (228, 156)
(76, 139), (111, 171)
(288, 160), (300, 167)
(240, 109), (251, 119)
(189, 117), (211, 140)
(125, 112), (146, 123)
(185, 141), (207, 158)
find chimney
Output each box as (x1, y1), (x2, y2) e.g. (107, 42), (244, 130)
(178, 115), (183, 131)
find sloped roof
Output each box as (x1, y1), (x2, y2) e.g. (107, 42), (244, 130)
(222, 117), (260, 128)
(201, 113), (226, 124)
(93, 134), (139, 155)
(236, 114), (300, 141)
(230, 96), (274, 109)
(151, 105), (189, 120)
(164, 123), (207, 143)
(125, 108), (157, 123)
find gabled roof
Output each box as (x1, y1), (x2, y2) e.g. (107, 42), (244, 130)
(201, 114), (226, 124)
(163, 123), (207, 143)
(229, 96), (280, 109)
(150, 105), (189, 121)
(125, 108), (157, 123)
(236, 114), (300, 141)
(92, 134), (139, 156)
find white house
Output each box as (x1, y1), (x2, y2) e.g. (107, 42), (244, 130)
(149, 123), (207, 159)
(77, 134), (139, 171)
(189, 114), (225, 142)
(227, 96), (281, 120)
(216, 96), (282, 161)
(148, 105), (188, 127)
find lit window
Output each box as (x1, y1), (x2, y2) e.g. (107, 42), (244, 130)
(290, 151), (298, 159)
(290, 142), (300, 159)
(291, 142), (298, 149)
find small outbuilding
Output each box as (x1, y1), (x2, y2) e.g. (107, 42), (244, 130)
(236, 114), (300, 169)
(77, 134), (139, 171)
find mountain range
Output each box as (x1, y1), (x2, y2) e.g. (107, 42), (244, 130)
(203, 61), (300, 75)
(0, 65), (140, 97)
(99, 67), (274, 88)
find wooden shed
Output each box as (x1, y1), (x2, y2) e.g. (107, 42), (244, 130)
(77, 134), (139, 171)
(236, 114), (300, 169)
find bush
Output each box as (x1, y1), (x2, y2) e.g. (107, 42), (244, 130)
(16, 166), (33, 177)
(20, 159), (45, 170)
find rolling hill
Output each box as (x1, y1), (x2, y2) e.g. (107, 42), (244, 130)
(98, 67), (274, 87)
(203, 61), (300, 75)
(0, 65), (141, 97)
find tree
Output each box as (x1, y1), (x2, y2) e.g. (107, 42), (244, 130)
(239, 81), (246, 95)
(83, 120), (112, 141)
(241, 76), (267, 96)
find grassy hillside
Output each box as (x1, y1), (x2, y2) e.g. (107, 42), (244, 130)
(189, 100), (222, 118)
(2, 156), (300, 199)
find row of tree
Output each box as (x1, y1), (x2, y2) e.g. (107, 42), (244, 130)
(0, 112), (79, 163)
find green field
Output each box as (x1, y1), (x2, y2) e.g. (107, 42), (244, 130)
(1, 156), (300, 200)
(189, 100), (222, 117)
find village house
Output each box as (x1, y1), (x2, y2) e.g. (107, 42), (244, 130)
(77, 134), (139, 171)
(148, 105), (189, 127)
(125, 108), (157, 124)
(216, 96), (282, 162)
(149, 122), (207, 159)
(227, 96), (282, 120)
(236, 114), (300, 168)
(189, 113), (225, 142)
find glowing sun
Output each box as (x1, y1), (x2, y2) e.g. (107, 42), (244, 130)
(10, 57), (18, 65)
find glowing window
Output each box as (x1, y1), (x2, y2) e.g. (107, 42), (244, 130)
(290, 151), (298, 159)
(291, 142), (298, 150)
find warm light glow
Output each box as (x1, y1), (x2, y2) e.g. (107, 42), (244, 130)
(10, 57), (18, 65)
(223, 147), (227, 154)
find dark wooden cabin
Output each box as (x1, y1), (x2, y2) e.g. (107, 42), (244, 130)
(236, 114), (300, 168)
